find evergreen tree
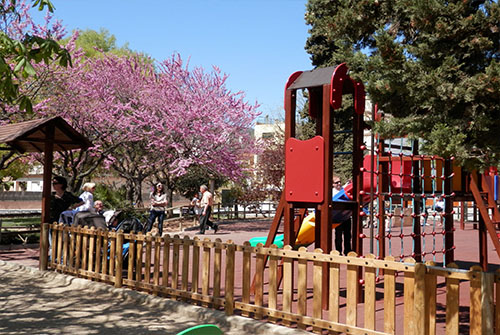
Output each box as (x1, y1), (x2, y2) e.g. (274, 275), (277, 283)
(305, 0), (500, 170)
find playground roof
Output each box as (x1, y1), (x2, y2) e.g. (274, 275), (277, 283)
(287, 66), (337, 90)
(0, 116), (92, 153)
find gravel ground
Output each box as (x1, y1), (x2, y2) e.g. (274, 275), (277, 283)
(0, 260), (311, 335)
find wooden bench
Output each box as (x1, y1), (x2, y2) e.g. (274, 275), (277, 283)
(0, 220), (41, 244)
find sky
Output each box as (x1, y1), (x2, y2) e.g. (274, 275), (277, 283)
(31, 0), (313, 120)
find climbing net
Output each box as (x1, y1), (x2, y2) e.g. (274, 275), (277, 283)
(360, 138), (456, 264)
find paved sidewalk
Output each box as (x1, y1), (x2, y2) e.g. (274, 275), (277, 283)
(0, 261), (311, 335)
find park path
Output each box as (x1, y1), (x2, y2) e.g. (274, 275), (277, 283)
(0, 260), (311, 335)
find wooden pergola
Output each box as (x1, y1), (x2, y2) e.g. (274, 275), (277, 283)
(0, 116), (92, 223)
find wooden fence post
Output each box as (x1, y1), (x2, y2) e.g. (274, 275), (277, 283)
(182, 236), (191, 294)
(225, 240), (235, 316)
(414, 262), (426, 335)
(254, 243), (265, 320)
(470, 265), (482, 334)
(403, 258), (416, 334)
(39, 222), (49, 270)
(384, 256), (396, 335)
(115, 230), (124, 288)
(201, 238), (211, 308)
(297, 246), (308, 329)
(425, 261), (437, 335)
(481, 271), (494, 334)
(214, 238), (222, 308)
(364, 254), (377, 331)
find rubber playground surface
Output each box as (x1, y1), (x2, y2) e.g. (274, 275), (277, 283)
(0, 218), (498, 334)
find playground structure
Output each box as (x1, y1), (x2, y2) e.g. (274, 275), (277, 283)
(260, 64), (500, 289)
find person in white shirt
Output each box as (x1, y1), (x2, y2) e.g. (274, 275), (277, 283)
(146, 183), (168, 236)
(77, 182), (96, 212)
(191, 193), (202, 220)
(197, 184), (218, 234)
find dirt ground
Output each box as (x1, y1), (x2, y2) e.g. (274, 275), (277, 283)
(0, 259), (311, 335)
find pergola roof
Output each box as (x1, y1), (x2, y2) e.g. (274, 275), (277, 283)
(0, 117), (92, 226)
(0, 116), (92, 153)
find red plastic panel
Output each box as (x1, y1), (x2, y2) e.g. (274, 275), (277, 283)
(354, 81), (365, 115)
(330, 63), (348, 110)
(362, 155), (412, 193)
(285, 136), (325, 203)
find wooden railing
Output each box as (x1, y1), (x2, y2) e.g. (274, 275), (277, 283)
(40, 222), (499, 334)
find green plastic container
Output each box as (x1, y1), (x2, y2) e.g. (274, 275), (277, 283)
(249, 234), (285, 248)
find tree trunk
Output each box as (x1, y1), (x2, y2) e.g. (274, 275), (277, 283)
(133, 181), (144, 208)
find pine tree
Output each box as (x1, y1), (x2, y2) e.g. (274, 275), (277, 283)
(305, 0), (500, 170)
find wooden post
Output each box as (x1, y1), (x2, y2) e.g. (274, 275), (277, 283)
(414, 263), (426, 335)
(145, 233), (152, 285)
(481, 271), (495, 334)
(191, 236), (200, 294)
(384, 256), (396, 334)
(469, 265), (482, 334)
(115, 230), (124, 288)
(282, 245), (293, 326)
(320, 84), (333, 309)
(162, 235), (170, 287)
(241, 242), (251, 317)
(445, 263), (460, 333)
(460, 201), (465, 230)
(346, 252), (359, 327)
(201, 238), (211, 308)
(364, 254), (376, 330)
(172, 236), (180, 289)
(88, 227), (95, 273)
(181, 236), (190, 292)
(224, 241), (235, 315)
(425, 261), (437, 335)
(297, 246), (308, 330)
(268, 244), (278, 323)
(328, 250), (341, 324)
(403, 258), (416, 334)
(254, 243), (265, 320)
(213, 238), (222, 308)
(312, 248), (323, 333)
(153, 236), (161, 295)
(444, 159), (454, 264)
(479, 214), (488, 271)
(41, 124), (54, 225)
(39, 223), (49, 270)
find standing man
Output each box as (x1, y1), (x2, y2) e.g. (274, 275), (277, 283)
(198, 184), (219, 234)
(332, 175), (352, 255)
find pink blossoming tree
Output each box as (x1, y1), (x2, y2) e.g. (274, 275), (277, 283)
(38, 52), (259, 205)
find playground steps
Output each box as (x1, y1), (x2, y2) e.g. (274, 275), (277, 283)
(470, 176), (500, 260)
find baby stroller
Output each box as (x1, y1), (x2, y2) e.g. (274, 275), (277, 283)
(72, 211), (107, 230)
(107, 210), (145, 268)
(108, 210), (145, 234)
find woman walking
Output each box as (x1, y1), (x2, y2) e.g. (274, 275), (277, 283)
(146, 183), (168, 236)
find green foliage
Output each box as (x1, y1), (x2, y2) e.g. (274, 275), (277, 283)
(93, 183), (130, 211)
(305, 0), (500, 170)
(173, 165), (226, 199)
(0, 0), (71, 112)
(62, 28), (133, 58)
(0, 149), (29, 191)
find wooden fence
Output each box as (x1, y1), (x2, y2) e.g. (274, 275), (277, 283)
(40, 222), (499, 334)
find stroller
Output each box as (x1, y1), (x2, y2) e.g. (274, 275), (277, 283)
(106, 210), (146, 267)
(108, 210), (145, 234)
(72, 211), (107, 230)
